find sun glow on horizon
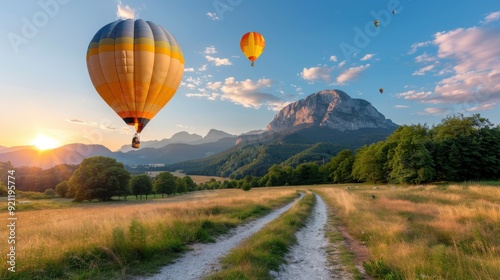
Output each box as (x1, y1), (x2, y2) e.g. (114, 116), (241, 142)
(32, 135), (60, 151)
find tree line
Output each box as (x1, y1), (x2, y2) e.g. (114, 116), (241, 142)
(256, 114), (500, 185)
(1, 114), (498, 198)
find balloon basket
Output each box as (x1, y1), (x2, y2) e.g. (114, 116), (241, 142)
(132, 134), (140, 149)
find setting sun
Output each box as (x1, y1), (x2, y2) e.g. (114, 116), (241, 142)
(32, 135), (60, 151)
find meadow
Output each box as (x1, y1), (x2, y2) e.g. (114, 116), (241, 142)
(1, 184), (500, 279)
(0, 189), (298, 279)
(318, 184), (500, 280)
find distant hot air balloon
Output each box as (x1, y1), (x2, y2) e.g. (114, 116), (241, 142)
(379, 88), (384, 94)
(86, 19), (184, 149)
(392, 10), (397, 15)
(240, 32), (265, 66)
(374, 20), (380, 27)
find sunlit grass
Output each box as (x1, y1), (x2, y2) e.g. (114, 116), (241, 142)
(318, 184), (500, 280)
(0, 188), (298, 279)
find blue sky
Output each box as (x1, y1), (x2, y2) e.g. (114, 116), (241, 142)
(1, 0), (499, 151)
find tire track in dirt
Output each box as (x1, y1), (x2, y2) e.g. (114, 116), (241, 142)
(135, 193), (304, 280)
(272, 193), (348, 280)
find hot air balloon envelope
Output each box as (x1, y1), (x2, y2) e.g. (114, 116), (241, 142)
(379, 88), (384, 94)
(86, 19), (184, 135)
(240, 32), (265, 66)
(374, 20), (380, 27)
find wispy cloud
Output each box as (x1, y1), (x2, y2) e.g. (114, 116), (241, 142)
(184, 67), (195, 72)
(300, 66), (333, 83)
(66, 119), (117, 131)
(466, 103), (496, 111)
(116, 1), (136, 19)
(204, 46), (217, 54)
(329, 55), (337, 62)
(415, 52), (436, 63)
(360, 53), (375, 61)
(206, 12), (220, 21)
(483, 11), (500, 24)
(412, 64), (435, 76)
(220, 77), (288, 110)
(418, 107), (450, 116)
(408, 41), (431, 55)
(336, 64), (370, 84)
(205, 55), (232, 66)
(396, 90), (432, 100)
(395, 105), (409, 109)
(430, 24), (500, 104)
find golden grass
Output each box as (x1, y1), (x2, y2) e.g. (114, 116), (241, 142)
(0, 188), (297, 279)
(317, 184), (500, 280)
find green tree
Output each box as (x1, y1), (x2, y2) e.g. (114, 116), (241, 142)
(176, 177), (188, 194)
(153, 172), (176, 198)
(44, 188), (56, 198)
(55, 180), (70, 197)
(292, 162), (322, 185)
(388, 125), (435, 184)
(69, 156), (131, 202)
(183, 176), (196, 192)
(352, 142), (387, 183)
(333, 156), (355, 183)
(130, 174), (153, 200)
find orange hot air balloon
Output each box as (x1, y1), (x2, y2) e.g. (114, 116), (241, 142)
(240, 32), (265, 66)
(86, 19), (184, 148)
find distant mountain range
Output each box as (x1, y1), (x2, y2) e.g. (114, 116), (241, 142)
(1, 89), (398, 171)
(167, 89), (398, 177)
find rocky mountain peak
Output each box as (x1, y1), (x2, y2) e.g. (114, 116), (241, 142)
(266, 89), (397, 132)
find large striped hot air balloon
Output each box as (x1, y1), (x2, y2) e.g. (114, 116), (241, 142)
(86, 19), (184, 148)
(240, 32), (265, 66)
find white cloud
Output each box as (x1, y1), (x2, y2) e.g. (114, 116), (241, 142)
(408, 41), (431, 54)
(336, 64), (370, 84)
(466, 103), (496, 111)
(206, 81), (222, 90)
(186, 76), (202, 86)
(395, 105), (409, 109)
(415, 52), (436, 63)
(412, 64), (435, 76)
(483, 11), (500, 24)
(396, 90), (432, 100)
(204, 46), (217, 54)
(360, 54), (375, 61)
(116, 1), (136, 19)
(184, 67), (195, 72)
(206, 12), (220, 21)
(329, 55), (337, 62)
(429, 25), (500, 104)
(418, 107), (450, 116)
(338, 60), (346, 68)
(300, 66), (332, 82)
(198, 64), (208, 71)
(219, 77), (288, 110)
(205, 55), (232, 66)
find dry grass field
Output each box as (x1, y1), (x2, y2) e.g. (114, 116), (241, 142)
(318, 184), (500, 280)
(0, 188), (298, 279)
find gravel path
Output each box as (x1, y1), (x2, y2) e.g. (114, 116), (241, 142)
(272, 193), (341, 280)
(136, 193), (304, 280)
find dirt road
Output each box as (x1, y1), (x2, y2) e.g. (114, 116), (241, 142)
(273, 193), (349, 280)
(136, 194), (304, 280)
